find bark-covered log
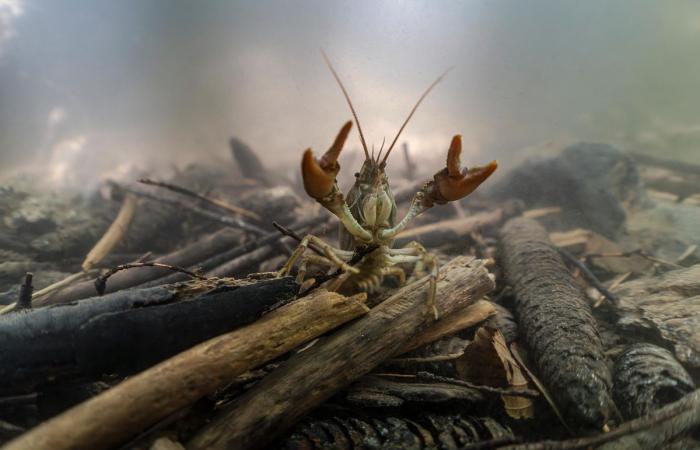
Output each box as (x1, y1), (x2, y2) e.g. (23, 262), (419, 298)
(281, 412), (513, 450)
(35, 228), (242, 306)
(0, 286), (174, 392)
(613, 343), (695, 420)
(187, 256), (495, 450)
(611, 264), (700, 368)
(0, 277), (297, 392)
(75, 277), (298, 376)
(229, 137), (274, 187)
(596, 387), (700, 450)
(490, 143), (646, 239)
(499, 217), (613, 430)
(499, 388), (700, 450)
(3, 290), (368, 450)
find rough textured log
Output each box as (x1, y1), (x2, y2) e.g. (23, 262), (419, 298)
(597, 388), (700, 450)
(613, 343), (695, 420)
(74, 277), (298, 376)
(0, 277), (297, 391)
(490, 143), (645, 238)
(282, 412), (512, 450)
(36, 228), (242, 306)
(499, 217), (613, 430)
(187, 256), (495, 450)
(498, 388), (700, 450)
(612, 264), (700, 368)
(0, 286), (174, 392)
(2, 289), (368, 450)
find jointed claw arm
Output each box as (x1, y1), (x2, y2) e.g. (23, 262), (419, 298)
(301, 121), (372, 242)
(380, 135), (498, 240)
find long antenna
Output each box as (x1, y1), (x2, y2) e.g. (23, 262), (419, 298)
(380, 67), (453, 167)
(321, 50), (370, 160)
(375, 136), (386, 163)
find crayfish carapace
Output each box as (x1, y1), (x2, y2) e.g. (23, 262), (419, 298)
(278, 54), (497, 319)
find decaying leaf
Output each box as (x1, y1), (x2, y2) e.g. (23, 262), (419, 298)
(456, 326), (534, 419)
(549, 228), (652, 274)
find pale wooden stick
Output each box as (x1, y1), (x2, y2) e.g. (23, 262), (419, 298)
(187, 256), (495, 450)
(138, 178), (261, 221)
(398, 299), (497, 354)
(82, 194), (138, 271)
(2, 290), (369, 450)
(396, 209), (503, 240)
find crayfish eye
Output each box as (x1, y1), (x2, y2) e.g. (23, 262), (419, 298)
(354, 172), (359, 178)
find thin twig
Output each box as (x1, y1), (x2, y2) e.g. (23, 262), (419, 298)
(272, 221), (324, 256)
(0, 392), (38, 407)
(113, 182), (265, 235)
(557, 247), (619, 305)
(389, 351), (466, 364)
(495, 393), (694, 450)
(461, 436), (523, 450)
(415, 372), (540, 398)
(584, 249), (683, 269)
(95, 262), (209, 295)
(593, 272), (631, 308)
(139, 178), (261, 221)
(82, 194), (137, 271)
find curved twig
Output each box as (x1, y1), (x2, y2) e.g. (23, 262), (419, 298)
(95, 262), (209, 295)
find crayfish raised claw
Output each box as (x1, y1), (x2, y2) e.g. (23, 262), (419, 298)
(278, 55), (497, 319)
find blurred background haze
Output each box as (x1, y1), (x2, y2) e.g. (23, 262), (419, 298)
(1, 0), (699, 190)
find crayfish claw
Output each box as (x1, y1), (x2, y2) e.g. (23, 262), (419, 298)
(430, 135), (498, 203)
(324, 120), (352, 167)
(301, 121), (352, 200)
(446, 134), (463, 177)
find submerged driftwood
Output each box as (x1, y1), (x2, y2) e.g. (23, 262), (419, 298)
(0, 277), (297, 391)
(499, 217), (613, 430)
(187, 256), (495, 450)
(2, 289), (369, 450)
(283, 412), (513, 450)
(612, 264), (700, 368)
(613, 343), (695, 420)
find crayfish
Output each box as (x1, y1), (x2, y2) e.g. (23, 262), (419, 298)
(278, 55), (497, 318)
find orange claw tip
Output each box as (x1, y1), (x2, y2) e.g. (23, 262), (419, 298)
(322, 121), (353, 168)
(446, 134), (463, 177)
(435, 159), (498, 202)
(468, 160), (498, 180)
(302, 148), (336, 200)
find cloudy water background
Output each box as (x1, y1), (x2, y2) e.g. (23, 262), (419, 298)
(0, 0), (699, 191)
